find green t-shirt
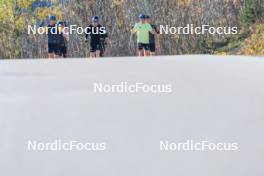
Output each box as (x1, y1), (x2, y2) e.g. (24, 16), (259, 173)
(132, 23), (153, 44)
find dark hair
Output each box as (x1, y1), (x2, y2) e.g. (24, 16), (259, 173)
(92, 16), (99, 22)
(138, 13), (145, 19)
(57, 21), (67, 27)
(145, 15), (150, 19)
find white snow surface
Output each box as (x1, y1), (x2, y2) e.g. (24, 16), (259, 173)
(0, 55), (264, 176)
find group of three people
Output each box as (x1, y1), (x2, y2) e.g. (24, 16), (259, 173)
(44, 13), (160, 58)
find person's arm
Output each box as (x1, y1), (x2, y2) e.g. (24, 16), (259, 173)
(149, 29), (156, 34)
(85, 25), (91, 42)
(105, 35), (109, 44)
(156, 33), (161, 46)
(85, 28), (89, 39)
(148, 24), (156, 34)
(103, 30), (109, 44)
(58, 26), (69, 42)
(63, 29), (69, 42)
(131, 25), (137, 34)
(155, 26), (161, 50)
(156, 34), (161, 54)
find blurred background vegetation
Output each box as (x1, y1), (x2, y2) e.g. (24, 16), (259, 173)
(0, 0), (263, 58)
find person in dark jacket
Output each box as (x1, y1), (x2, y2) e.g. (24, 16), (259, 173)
(57, 21), (69, 58)
(85, 16), (109, 58)
(46, 15), (61, 58)
(145, 15), (161, 56)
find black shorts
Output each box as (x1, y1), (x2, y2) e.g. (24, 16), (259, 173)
(48, 43), (60, 55)
(137, 43), (150, 51)
(149, 43), (156, 52)
(90, 42), (101, 52)
(59, 46), (67, 58)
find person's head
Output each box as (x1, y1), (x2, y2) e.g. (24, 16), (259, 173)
(145, 15), (151, 23)
(138, 13), (145, 23)
(57, 21), (66, 27)
(49, 15), (57, 25)
(92, 16), (99, 26)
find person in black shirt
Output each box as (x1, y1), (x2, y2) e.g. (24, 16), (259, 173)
(57, 21), (69, 58)
(46, 15), (60, 59)
(145, 15), (161, 56)
(85, 16), (108, 58)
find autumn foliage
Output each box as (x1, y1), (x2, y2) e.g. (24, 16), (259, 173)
(0, 0), (263, 58)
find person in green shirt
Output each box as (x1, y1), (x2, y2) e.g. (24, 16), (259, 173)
(131, 14), (156, 56)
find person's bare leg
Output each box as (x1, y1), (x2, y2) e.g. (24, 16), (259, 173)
(90, 52), (96, 58)
(95, 50), (100, 58)
(150, 52), (155, 56)
(137, 50), (140, 56)
(138, 49), (143, 57)
(136, 48), (139, 56)
(144, 50), (150, 56)
(54, 54), (60, 59)
(48, 53), (55, 59)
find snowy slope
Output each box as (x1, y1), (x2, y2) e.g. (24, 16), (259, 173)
(0, 55), (264, 176)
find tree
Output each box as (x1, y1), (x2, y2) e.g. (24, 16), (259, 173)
(240, 0), (262, 25)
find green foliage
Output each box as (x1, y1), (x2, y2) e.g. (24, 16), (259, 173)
(240, 0), (261, 25)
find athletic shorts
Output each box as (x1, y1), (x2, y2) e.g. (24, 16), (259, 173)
(48, 43), (60, 55)
(149, 43), (156, 52)
(137, 43), (150, 50)
(90, 42), (101, 52)
(59, 46), (67, 58)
